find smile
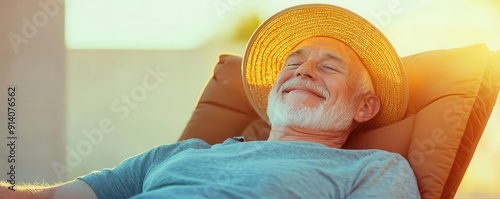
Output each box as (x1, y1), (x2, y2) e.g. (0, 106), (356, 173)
(283, 86), (326, 99)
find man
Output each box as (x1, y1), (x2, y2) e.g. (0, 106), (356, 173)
(1, 4), (419, 199)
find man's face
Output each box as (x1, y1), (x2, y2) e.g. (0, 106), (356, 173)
(267, 37), (368, 131)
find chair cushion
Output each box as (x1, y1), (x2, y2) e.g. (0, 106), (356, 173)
(179, 44), (500, 199)
(179, 54), (260, 144)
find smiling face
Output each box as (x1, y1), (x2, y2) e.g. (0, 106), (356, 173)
(267, 36), (376, 132)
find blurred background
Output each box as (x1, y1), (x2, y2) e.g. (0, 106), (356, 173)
(0, 0), (499, 197)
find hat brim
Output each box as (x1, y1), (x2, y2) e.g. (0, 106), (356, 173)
(242, 4), (408, 130)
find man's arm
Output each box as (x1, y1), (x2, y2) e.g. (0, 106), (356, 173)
(0, 180), (97, 199)
(1, 139), (205, 199)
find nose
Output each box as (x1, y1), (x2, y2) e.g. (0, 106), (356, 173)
(294, 61), (317, 80)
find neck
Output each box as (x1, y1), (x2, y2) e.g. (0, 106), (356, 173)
(267, 126), (351, 148)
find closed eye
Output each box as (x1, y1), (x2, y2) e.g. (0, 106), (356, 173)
(285, 62), (303, 68)
(322, 65), (341, 73)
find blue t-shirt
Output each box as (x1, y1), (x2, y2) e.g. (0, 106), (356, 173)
(79, 138), (420, 199)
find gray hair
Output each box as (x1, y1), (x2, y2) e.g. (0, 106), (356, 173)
(351, 67), (375, 100)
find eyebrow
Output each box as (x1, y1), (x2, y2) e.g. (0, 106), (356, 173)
(287, 49), (305, 57)
(324, 52), (343, 62)
(325, 52), (348, 69)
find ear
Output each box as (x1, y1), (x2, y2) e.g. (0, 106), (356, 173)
(353, 94), (380, 123)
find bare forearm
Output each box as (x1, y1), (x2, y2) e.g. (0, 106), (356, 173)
(0, 180), (96, 199)
(0, 181), (55, 199)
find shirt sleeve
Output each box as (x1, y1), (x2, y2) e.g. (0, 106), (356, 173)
(77, 138), (209, 199)
(347, 151), (421, 199)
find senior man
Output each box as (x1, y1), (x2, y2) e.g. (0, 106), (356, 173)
(1, 4), (420, 199)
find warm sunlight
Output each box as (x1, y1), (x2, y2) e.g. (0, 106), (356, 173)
(488, 40), (500, 51)
(65, 0), (225, 49)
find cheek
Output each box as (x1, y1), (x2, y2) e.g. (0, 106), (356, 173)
(324, 80), (353, 101)
(273, 71), (293, 91)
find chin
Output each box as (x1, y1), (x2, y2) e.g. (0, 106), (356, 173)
(268, 90), (356, 132)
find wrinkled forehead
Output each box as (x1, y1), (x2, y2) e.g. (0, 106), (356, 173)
(287, 37), (367, 74)
(289, 37), (358, 62)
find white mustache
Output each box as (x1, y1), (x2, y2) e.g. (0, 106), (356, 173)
(279, 78), (329, 99)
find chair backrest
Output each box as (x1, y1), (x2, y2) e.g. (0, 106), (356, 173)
(179, 44), (500, 199)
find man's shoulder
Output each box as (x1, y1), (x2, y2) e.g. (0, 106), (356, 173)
(149, 138), (212, 155)
(340, 148), (406, 161)
(339, 149), (412, 172)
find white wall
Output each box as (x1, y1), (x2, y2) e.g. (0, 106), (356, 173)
(0, 0), (65, 184)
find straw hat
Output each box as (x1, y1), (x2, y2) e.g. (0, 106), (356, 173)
(242, 4), (408, 130)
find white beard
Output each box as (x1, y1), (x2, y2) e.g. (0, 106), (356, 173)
(267, 79), (356, 131)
